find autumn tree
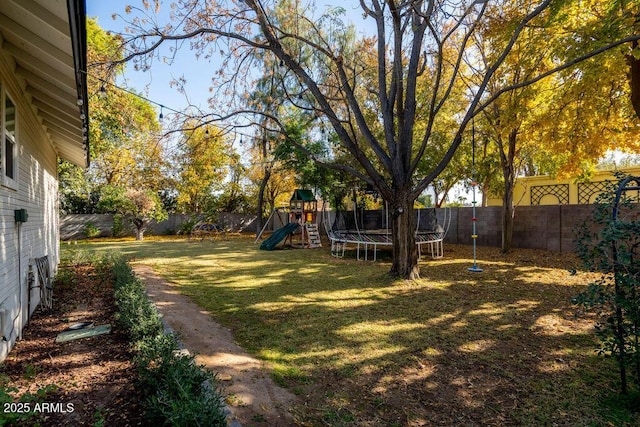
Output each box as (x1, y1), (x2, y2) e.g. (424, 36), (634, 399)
(217, 153), (252, 213)
(88, 18), (168, 190)
(175, 124), (232, 215)
(97, 186), (168, 240)
(116, 0), (640, 278)
(475, 0), (640, 252)
(245, 142), (297, 216)
(472, 8), (555, 252)
(532, 0), (640, 170)
(60, 18), (169, 213)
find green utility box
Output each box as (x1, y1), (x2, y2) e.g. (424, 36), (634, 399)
(14, 209), (28, 223)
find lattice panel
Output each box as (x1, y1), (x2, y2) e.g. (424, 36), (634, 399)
(530, 184), (570, 205)
(578, 181), (612, 204)
(623, 187), (640, 203)
(578, 180), (640, 204)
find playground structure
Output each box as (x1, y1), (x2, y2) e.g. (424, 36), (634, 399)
(325, 205), (451, 262)
(258, 189), (322, 250)
(258, 188), (451, 258)
(190, 222), (227, 241)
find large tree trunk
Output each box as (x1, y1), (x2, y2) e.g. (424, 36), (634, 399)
(389, 191), (420, 279)
(255, 166), (271, 237)
(500, 129), (518, 253)
(501, 185), (514, 253)
(481, 177), (489, 207)
(133, 219), (145, 241)
(255, 131), (272, 238)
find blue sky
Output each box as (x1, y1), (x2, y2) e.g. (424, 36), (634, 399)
(87, 0), (216, 115)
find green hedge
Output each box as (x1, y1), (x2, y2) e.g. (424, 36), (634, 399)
(109, 257), (227, 426)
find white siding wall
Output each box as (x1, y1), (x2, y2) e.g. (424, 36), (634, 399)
(0, 49), (59, 361)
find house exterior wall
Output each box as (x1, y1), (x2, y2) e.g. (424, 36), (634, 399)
(0, 48), (59, 361)
(486, 167), (640, 206)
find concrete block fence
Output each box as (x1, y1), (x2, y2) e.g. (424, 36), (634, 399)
(440, 205), (595, 253)
(60, 213), (258, 240)
(61, 204), (599, 253)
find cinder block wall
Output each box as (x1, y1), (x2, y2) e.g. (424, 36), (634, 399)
(60, 213), (257, 239)
(62, 205), (600, 253)
(443, 205), (596, 252)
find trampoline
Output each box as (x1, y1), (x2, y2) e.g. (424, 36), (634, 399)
(325, 206), (450, 261)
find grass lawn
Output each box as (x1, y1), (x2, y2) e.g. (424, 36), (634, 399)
(61, 235), (639, 426)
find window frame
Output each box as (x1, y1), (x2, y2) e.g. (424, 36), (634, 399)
(1, 85), (18, 190)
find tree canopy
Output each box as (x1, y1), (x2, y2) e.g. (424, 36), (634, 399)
(174, 124), (233, 215)
(60, 18), (168, 215)
(109, 0), (640, 278)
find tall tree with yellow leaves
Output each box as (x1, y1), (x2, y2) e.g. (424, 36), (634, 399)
(475, 0), (640, 252)
(60, 18), (169, 213)
(533, 0), (640, 169)
(175, 124), (233, 215)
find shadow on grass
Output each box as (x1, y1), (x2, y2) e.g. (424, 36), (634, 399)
(65, 237), (638, 426)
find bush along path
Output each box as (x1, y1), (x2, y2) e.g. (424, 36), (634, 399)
(0, 253), (142, 426)
(110, 256), (228, 426)
(0, 253), (228, 426)
(134, 265), (299, 426)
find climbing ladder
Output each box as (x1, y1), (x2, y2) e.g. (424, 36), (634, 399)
(305, 223), (322, 248)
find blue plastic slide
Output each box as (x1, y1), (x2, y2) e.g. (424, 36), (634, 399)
(259, 223), (300, 250)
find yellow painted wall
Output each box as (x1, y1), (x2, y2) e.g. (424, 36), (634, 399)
(486, 167), (640, 206)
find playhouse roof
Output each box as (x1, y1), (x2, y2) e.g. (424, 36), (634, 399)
(290, 189), (316, 202)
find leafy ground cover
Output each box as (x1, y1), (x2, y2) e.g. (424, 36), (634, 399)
(0, 255), (143, 426)
(63, 236), (639, 426)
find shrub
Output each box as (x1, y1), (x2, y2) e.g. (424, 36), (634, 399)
(110, 256), (136, 285)
(107, 255), (227, 426)
(111, 258), (163, 342)
(136, 336), (226, 426)
(114, 280), (163, 342)
(83, 222), (101, 238)
(178, 217), (199, 235)
(573, 173), (640, 395)
(112, 214), (126, 237)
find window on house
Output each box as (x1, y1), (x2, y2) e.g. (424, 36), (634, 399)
(5, 96), (16, 179)
(1, 85), (17, 188)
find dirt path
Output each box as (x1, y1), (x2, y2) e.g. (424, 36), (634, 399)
(133, 265), (300, 426)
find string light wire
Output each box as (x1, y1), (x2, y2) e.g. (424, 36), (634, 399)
(82, 70), (330, 171)
(83, 70), (329, 148)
